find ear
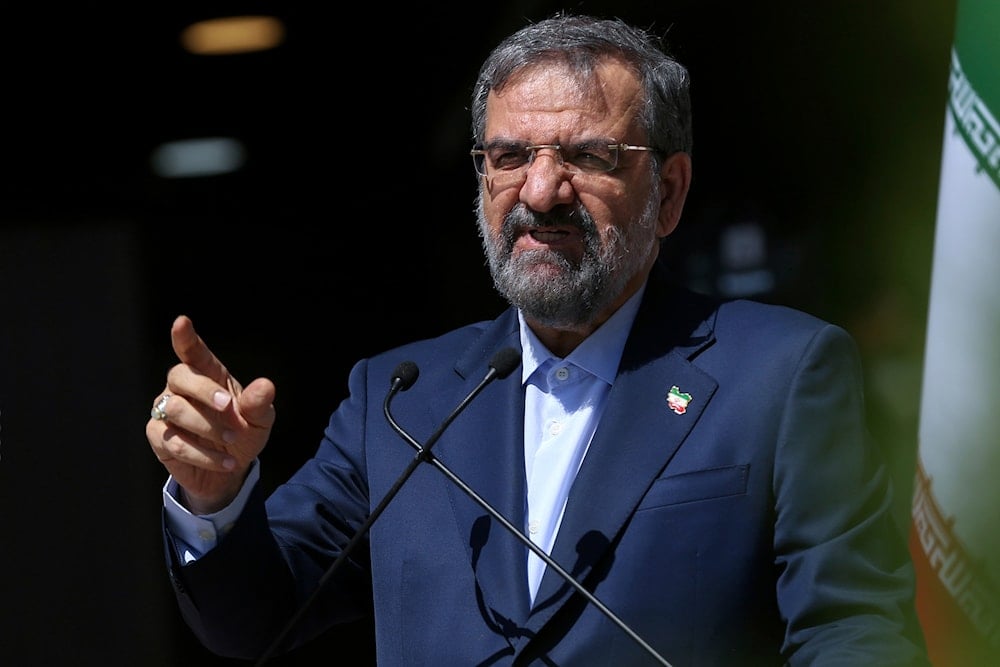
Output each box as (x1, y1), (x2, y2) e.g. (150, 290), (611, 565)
(655, 151), (692, 239)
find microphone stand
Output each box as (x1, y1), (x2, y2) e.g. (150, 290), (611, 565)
(255, 357), (513, 665)
(383, 387), (673, 667)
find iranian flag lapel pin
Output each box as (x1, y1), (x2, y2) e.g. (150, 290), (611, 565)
(666, 386), (692, 415)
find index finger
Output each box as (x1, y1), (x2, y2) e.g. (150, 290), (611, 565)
(170, 315), (229, 384)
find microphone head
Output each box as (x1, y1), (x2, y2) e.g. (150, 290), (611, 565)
(489, 347), (521, 379)
(391, 361), (419, 391)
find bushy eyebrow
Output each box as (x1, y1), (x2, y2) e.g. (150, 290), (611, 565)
(480, 137), (616, 150)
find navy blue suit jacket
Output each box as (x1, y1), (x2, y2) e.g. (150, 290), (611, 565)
(167, 266), (927, 665)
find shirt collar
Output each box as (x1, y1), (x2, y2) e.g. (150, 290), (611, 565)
(518, 280), (647, 386)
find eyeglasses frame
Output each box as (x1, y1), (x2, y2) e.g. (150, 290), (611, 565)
(469, 141), (658, 179)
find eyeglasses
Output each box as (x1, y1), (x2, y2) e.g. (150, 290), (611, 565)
(470, 140), (657, 183)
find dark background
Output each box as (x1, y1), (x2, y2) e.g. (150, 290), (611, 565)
(0, 1), (956, 664)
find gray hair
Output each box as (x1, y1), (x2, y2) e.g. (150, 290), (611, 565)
(470, 13), (693, 158)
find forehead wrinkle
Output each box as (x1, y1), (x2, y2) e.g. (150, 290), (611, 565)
(486, 61), (643, 143)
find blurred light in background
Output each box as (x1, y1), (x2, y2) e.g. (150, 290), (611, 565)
(149, 15), (284, 179)
(150, 137), (247, 178)
(715, 221), (776, 297)
(180, 15), (285, 55)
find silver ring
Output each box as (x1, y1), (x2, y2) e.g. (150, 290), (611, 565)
(151, 394), (172, 421)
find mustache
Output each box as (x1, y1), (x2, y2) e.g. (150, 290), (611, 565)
(502, 204), (592, 235)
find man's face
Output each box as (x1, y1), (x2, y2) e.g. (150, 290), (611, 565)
(474, 58), (667, 330)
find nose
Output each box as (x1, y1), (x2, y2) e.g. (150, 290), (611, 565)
(519, 147), (575, 212)
(527, 145), (564, 169)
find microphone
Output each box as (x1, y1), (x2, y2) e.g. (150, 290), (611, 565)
(255, 349), (520, 665)
(389, 360), (419, 392)
(383, 357), (672, 666)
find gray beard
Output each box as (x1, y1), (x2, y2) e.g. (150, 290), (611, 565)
(475, 191), (659, 329)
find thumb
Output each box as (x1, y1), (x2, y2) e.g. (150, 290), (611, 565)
(237, 376), (277, 431)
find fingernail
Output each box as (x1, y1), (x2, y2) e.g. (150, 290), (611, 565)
(222, 457), (236, 471)
(222, 430), (237, 444)
(213, 391), (232, 409)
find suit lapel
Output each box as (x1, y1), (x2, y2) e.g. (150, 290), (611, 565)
(527, 352), (717, 617)
(520, 272), (721, 645)
(432, 315), (534, 640)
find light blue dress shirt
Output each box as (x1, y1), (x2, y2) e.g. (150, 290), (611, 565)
(518, 285), (643, 602)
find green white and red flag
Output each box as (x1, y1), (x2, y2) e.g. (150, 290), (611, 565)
(910, 0), (1000, 664)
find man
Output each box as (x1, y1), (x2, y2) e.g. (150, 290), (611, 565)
(147, 13), (928, 665)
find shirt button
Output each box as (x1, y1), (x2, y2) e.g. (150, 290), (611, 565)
(197, 529), (214, 542)
(555, 367), (570, 381)
(549, 421), (562, 436)
(528, 521), (540, 535)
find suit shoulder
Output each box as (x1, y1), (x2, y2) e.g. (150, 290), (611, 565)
(370, 319), (494, 363)
(716, 297), (836, 331)
(363, 309), (519, 380)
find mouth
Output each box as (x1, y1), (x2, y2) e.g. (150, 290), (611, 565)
(515, 225), (580, 254)
(528, 228), (571, 243)
(502, 204), (588, 255)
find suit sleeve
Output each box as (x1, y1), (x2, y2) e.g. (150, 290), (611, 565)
(164, 480), (299, 659)
(163, 358), (376, 660)
(772, 324), (929, 665)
